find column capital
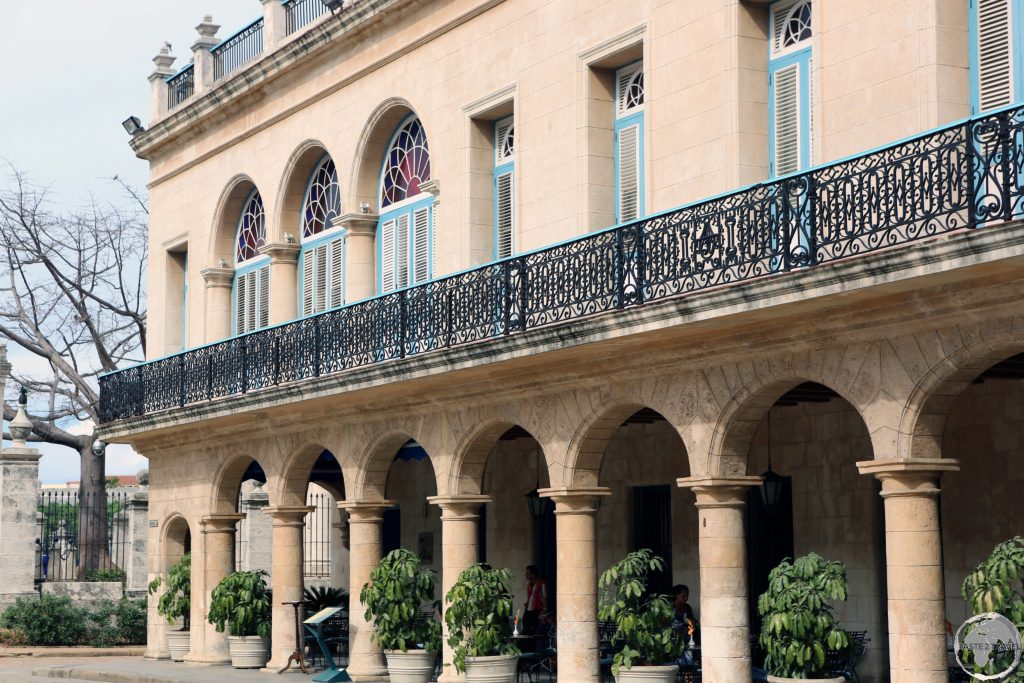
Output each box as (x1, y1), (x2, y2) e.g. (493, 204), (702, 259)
(335, 212), (379, 236)
(264, 505), (314, 526)
(857, 458), (959, 499)
(201, 266), (234, 288)
(258, 241), (301, 264)
(677, 475), (762, 508)
(427, 494), (491, 519)
(538, 486), (610, 513)
(200, 512), (245, 533)
(339, 500), (395, 523)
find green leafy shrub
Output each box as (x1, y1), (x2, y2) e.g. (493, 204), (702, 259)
(0, 594), (87, 646)
(758, 552), (850, 679)
(598, 549), (679, 675)
(86, 599), (146, 647)
(207, 570), (272, 638)
(361, 548), (441, 653)
(149, 552), (191, 630)
(444, 563), (520, 673)
(960, 536), (1024, 678)
(303, 585), (348, 613)
(0, 626), (29, 646)
(85, 568), (127, 583)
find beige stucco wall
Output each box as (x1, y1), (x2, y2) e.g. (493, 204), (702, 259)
(140, 0), (972, 358)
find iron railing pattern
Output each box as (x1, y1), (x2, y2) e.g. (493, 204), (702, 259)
(166, 65), (195, 111)
(99, 105), (1024, 424)
(285, 0), (330, 35)
(37, 490), (130, 583)
(212, 18), (264, 82)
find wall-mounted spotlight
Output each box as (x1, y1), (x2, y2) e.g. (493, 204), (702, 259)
(360, 202), (370, 214)
(121, 116), (145, 136)
(284, 232), (295, 244)
(219, 257), (228, 268)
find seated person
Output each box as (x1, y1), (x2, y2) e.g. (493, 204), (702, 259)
(671, 585), (699, 665)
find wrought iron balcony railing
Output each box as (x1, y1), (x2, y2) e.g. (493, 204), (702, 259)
(99, 104), (1024, 424)
(285, 0), (330, 35)
(212, 18), (265, 82)
(166, 64), (195, 111)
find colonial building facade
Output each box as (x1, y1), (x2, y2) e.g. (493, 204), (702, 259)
(102, 1), (1024, 682)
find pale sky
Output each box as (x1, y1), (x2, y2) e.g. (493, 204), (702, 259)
(1, 1), (261, 482)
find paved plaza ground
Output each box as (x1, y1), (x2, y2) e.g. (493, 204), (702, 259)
(0, 655), (319, 682)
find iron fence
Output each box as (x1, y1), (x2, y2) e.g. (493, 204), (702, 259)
(285, 0), (330, 35)
(305, 490), (333, 578)
(99, 104), (1024, 424)
(165, 65), (195, 111)
(36, 490), (130, 583)
(212, 18), (264, 82)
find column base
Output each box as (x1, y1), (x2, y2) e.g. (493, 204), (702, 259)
(185, 654), (232, 665)
(437, 665), (465, 683)
(346, 665), (390, 682)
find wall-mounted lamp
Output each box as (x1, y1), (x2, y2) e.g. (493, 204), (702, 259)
(360, 202), (370, 214)
(218, 257), (228, 268)
(121, 116), (145, 136)
(284, 232), (295, 244)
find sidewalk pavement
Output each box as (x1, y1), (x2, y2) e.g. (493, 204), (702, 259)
(0, 655), (316, 682)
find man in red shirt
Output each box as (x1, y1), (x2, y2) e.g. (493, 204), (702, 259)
(523, 565), (547, 635)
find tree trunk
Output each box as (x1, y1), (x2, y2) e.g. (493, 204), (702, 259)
(77, 438), (110, 579)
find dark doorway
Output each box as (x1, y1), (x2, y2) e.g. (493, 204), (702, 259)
(632, 485), (673, 595)
(746, 477), (794, 643)
(533, 498), (557, 615)
(383, 507), (401, 555)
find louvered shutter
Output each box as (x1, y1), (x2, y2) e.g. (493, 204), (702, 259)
(381, 218), (396, 292)
(329, 238), (344, 308)
(495, 171), (514, 258)
(313, 244), (328, 313)
(235, 272), (247, 334)
(773, 63), (801, 176)
(301, 250), (315, 316)
(977, 0), (1015, 111)
(256, 265), (269, 330)
(617, 124), (640, 222)
(412, 207), (430, 283)
(395, 213), (410, 289)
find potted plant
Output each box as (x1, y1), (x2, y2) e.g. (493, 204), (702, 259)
(757, 552), (850, 682)
(361, 548), (441, 683)
(597, 549), (679, 683)
(207, 569), (273, 668)
(959, 536), (1024, 678)
(444, 563), (520, 683)
(148, 552), (191, 661)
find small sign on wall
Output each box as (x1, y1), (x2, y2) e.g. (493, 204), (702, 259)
(149, 519), (159, 528)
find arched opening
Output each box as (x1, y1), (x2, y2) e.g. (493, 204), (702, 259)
(304, 450), (347, 592)
(740, 382), (888, 681)
(232, 187), (269, 335)
(383, 440), (440, 573)
(938, 353), (1024, 629)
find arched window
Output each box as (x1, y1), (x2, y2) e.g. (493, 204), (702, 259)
(378, 116), (434, 293)
(769, 0), (813, 176)
(300, 156), (345, 316)
(234, 189), (269, 334)
(780, 0), (811, 49)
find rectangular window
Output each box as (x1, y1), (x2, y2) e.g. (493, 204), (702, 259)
(615, 62), (644, 223)
(234, 264), (269, 334)
(971, 0), (1024, 113)
(166, 249), (188, 351)
(380, 203), (433, 294)
(494, 116), (515, 259)
(301, 238), (345, 317)
(769, 0), (812, 177)
(412, 207), (430, 284)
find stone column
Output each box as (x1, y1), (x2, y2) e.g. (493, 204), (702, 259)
(195, 513), (245, 663)
(259, 242), (301, 325)
(677, 476), (762, 683)
(339, 501), (394, 681)
(126, 488), (150, 593)
(0, 393), (42, 602)
(330, 515), (349, 590)
(337, 213), (378, 303)
(241, 481), (272, 574)
(265, 506), (314, 670)
(537, 487), (610, 683)
(262, 0), (287, 50)
(149, 44), (176, 122)
(857, 458), (959, 683)
(201, 266), (234, 343)
(428, 495), (491, 683)
(191, 16), (220, 94)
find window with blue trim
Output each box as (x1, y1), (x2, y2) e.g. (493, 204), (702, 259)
(970, 0), (1024, 113)
(615, 62), (644, 223)
(769, 0), (812, 177)
(494, 116), (515, 259)
(378, 116), (434, 293)
(234, 189), (269, 334)
(300, 156), (345, 315)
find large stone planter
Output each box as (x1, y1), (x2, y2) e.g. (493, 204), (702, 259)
(385, 649), (437, 683)
(465, 654), (519, 683)
(615, 664), (678, 683)
(166, 630), (190, 661)
(767, 676), (845, 683)
(227, 635), (269, 669)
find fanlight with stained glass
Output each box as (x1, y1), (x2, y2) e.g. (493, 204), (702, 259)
(380, 117), (431, 209)
(236, 190), (266, 263)
(781, 1), (812, 48)
(302, 157), (341, 239)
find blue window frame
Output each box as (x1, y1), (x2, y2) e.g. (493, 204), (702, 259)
(769, 0), (812, 177)
(182, 251), (188, 350)
(614, 62), (644, 223)
(299, 154), (346, 315)
(494, 116), (515, 259)
(970, 0), (1024, 113)
(233, 188), (270, 335)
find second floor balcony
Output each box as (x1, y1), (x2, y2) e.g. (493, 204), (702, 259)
(99, 102), (1024, 427)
